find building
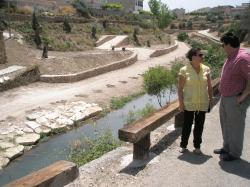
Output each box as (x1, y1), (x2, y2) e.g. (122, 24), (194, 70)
(107, 0), (143, 13)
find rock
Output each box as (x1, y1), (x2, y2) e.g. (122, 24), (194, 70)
(70, 112), (87, 122)
(0, 156), (9, 169)
(44, 123), (67, 130)
(15, 133), (40, 146)
(36, 116), (49, 125)
(25, 121), (41, 130)
(16, 130), (25, 135)
(34, 126), (51, 134)
(0, 141), (15, 149)
(26, 113), (42, 121)
(3, 145), (24, 160)
(56, 116), (74, 126)
(44, 112), (60, 120)
(23, 127), (34, 133)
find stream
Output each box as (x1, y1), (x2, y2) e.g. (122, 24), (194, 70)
(0, 91), (177, 186)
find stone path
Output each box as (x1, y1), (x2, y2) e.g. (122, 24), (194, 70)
(97, 35), (128, 49)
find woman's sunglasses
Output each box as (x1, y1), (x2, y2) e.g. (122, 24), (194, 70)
(196, 53), (204, 57)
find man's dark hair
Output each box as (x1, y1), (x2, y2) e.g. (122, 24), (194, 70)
(186, 48), (201, 61)
(220, 32), (240, 48)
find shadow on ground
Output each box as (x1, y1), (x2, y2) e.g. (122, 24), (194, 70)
(219, 159), (250, 180)
(177, 151), (212, 164)
(119, 128), (181, 176)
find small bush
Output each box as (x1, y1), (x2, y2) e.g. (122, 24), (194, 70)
(16, 6), (33, 15)
(177, 32), (189, 41)
(69, 131), (120, 167)
(58, 6), (76, 15)
(143, 66), (174, 107)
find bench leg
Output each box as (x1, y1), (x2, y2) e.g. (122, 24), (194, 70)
(174, 112), (184, 128)
(133, 134), (150, 160)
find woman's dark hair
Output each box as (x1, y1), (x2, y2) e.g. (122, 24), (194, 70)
(220, 32), (240, 48)
(186, 48), (201, 61)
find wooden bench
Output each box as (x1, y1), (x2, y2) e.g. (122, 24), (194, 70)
(119, 79), (220, 160)
(4, 160), (78, 187)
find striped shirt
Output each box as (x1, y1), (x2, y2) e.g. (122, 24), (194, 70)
(220, 48), (250, 97)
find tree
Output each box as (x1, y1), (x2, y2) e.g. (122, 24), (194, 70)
(148, 0), (160, 31)
(143, 66), (174, 107)
(148, 0), (160, 18)
(158, 4), (172, 29)
(32, 11), (40, 31)
(133, 27), (140, 46)
(0, 19), (7, 64)
(32, 11), (42, 48)
(63, 16), (71, 33)
(91, 26), (96, 39)
(72, 0), (91, 18)
(240, 5), (250, 43)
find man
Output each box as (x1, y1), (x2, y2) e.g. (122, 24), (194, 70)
(214, 32), (250, 161)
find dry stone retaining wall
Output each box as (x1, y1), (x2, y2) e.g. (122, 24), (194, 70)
(150, 41), (178, 58)
(0, 65), (40, 92)
(40, 51), (137, 83)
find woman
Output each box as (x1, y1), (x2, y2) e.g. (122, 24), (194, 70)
(178, 48), (213, 154)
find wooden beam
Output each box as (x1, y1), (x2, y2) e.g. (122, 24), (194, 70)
(119, 101), (179, 143)
(4, 160), (79, 187)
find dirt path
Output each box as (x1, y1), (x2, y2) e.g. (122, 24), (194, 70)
(0, 42), (189, 121)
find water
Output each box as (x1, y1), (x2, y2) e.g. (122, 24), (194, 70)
(0, 91), (177, 186)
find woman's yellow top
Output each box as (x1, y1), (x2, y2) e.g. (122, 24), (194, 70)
(179, 63), (210, 111)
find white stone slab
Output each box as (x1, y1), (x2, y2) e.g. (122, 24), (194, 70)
(25, 121), (41, 130)
(3, 145), (24, 160)
(0, 65), (26, 77)
(0, 156), (9, 169)
(15, 133), (40, 146)
(0, 141), (15, 149)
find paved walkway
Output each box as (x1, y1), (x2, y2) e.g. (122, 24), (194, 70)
(67, 101), (250, 187)
(97, 35), (128, 49)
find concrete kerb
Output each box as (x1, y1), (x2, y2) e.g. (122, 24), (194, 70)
(149, 41), (178, 58)
(40, 51), (137, 83)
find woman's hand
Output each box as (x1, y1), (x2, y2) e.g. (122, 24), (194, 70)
(179, 102), (184, 112)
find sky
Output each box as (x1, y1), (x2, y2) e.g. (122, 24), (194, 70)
(143, 0), (250, 12)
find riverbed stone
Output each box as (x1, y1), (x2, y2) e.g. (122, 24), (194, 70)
(26, 113), (42, 121)
(34, 126), (51, 134)
(44, 112), (60, 120)
(23, 127), (34, 133)
(0, 156), (9, 169)
(56, 116), (74, 126)
(15, 133), (40, 145)
(0, 141), (15, 149)
(3, 145), (24, 160)
(25, 121), (41, 130)
(70, 112), (87, 122)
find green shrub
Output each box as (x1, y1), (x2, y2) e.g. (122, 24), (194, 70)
(69, 131), (120, 166)
(177, 32), (188, 41)
(143, 66), (174, 107)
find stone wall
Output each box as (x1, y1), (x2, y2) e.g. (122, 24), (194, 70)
(0, 65), (40, 92)
(40, 52), (137, 83)
(150, 42), (178, 58)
